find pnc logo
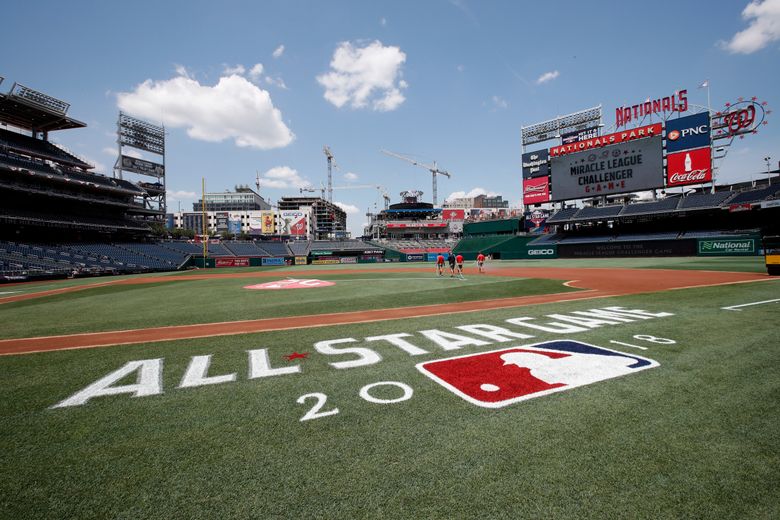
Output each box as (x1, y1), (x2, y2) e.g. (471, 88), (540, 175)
(667, 130), (680, 141)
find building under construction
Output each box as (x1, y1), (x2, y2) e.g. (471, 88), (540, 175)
(278, 196), (347, 239)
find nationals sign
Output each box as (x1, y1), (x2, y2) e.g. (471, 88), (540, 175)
(616, 89), (688, 128)
(666, 147), (712, 187)
(550, 123), (662, 157)
(523, 176), (550, 204)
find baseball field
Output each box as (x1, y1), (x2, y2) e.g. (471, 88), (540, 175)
(1, 257), (778, 519)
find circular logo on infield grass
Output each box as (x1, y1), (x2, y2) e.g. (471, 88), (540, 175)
(244, 279), (335, 290)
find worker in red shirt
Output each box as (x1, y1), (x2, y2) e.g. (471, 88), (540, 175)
(436, 254), (445, 276)
(455, 253), (464, 277)
(476, 252), (485, 273)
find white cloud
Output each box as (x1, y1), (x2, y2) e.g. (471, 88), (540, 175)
(168, 190), (197, 201)
(492, 95), (508, 109)
(117, 72), (294, 150)
(249, 63), (264, 81)
(335, 201), (360, 214)
(721, 0), (780, 53)
(380, 17), (387, 26)
(257, 166), (311, 189)
(343, 172), (359, 181)
(102, 147), (116, 156)
(265, 76), (288, 89)
(317, 40), (407, 111)
(536, 70), (560, 84)
(446, 187), (497, 202)
(272, 45), (285, 59)
(174, 64), (192, 78)
(223, 64), (246, 76)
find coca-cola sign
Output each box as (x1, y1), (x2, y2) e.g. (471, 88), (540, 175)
(666, 147), (712, 187)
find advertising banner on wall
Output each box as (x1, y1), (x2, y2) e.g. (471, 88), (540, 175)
(279, 210), (307, 236)
(550, 123), (662, 158)
(550, 135), (663, 201)
(665, 112), (711, 153)
(260, 211), (275, 234)
(523, 176), (550, 205)
(521, 149), (549, 179)
(228, 214), (242, 235)
(666, 147), (712, 187)
(248, 216), (263, 235)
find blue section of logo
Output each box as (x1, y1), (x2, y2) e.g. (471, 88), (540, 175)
(666, 112), (711, 153)
(540, 340), (652, 369)
(261, 257), (285, 266)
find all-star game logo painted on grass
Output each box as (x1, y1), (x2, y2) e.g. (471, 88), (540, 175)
(417, 340), (658, 408)
(244, 278), (336, 290)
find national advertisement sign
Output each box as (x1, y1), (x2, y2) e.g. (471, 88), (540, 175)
(550, 135), (663, 201)
(698, 238), (756, 255)
(523, 176), (550, 205)
(521, 149), (549, 179)
(666, 146), (712, 187)
(665, 112), (711, 153)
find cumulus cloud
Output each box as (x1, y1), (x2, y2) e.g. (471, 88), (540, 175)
(343, 172), (359, 181)
(117, 72), (294, 150)
(249, 63), (264, 81)
(536, 70), (560, 84)
(492, 95), (508, 109)
(335, 201), (360, 214)
(168, 190), (197, 201)
(223, 64), (246, 76)
(721, 0), (780, 53)
(445, 187), (497, 202)
(256, 166), (311, 189)
(317, 40), (408, 111)
(265, 76), (288, 89)
(273, 45), (285, 59)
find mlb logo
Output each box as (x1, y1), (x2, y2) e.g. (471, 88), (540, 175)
(416, 341), (659, 408)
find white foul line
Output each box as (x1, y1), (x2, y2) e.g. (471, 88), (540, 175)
(721, 298), (780, 311)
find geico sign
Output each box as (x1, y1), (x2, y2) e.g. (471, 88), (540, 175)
(528, 249), (554, 255)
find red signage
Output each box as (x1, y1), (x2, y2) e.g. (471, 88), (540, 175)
(523, 177), (550, 204)
(216, 257), (250, 267)
(550, 123), (662, 157)
(666, 147), (712, 187)
(728, 203), (752, 213)
(616, 89), (688, 128)
(387, 222), (447, 228)
(441, 209), (465, 221)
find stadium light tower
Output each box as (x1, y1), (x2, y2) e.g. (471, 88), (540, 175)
(381, 149), (451, 207)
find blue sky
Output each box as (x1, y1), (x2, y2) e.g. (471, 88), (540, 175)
(2, 0), (778, 236)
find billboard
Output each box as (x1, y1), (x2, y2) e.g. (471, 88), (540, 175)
(550, 135), (663, 201)
(521, 149), (549, 179)
(279, 210), (307, 236)
(228, 214), (242, 235)
(550, 123), (662, 158)
(560, 126), (600, 145)
(120, 155), (165, 177)
(261, 211), (275, 234)
(523, 176), (550, 205)
(665, 112), (711, 153)
(441, 208), (465, 221)
(666, 147), (712, 187)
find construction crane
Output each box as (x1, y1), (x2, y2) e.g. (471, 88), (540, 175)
(300, 183), (384, 198)
(381, 149), (451, 207)
(323, 145), (335, 203)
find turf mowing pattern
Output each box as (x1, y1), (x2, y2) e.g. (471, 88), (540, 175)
(0, 258), (777, 519)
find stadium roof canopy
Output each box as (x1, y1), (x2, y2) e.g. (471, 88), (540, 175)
(0, 88), (86, 132)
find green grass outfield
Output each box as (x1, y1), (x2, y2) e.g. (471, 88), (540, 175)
(1, 257), (778, 519)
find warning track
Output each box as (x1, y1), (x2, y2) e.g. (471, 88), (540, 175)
(0, 266), (768, 355)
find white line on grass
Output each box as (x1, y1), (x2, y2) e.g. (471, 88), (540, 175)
(721, 298), (780, 311)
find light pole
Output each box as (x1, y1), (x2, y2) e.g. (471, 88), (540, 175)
(764, 156), (772, 185)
